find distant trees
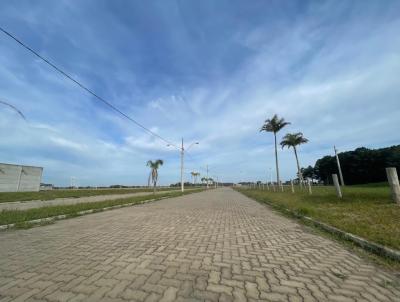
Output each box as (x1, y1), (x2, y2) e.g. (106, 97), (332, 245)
(312, 145), (400, 185)
(280, 132), (308, 185)
(146, 159), (164, 194)
(200, 176), (213, 186)
(301, 165), (317, 182)
(258, 114), (399, 186)
(260, 114), (290, 185)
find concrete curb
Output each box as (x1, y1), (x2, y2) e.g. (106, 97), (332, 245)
(301, 215), (400, 262)
(0, 195), (171, 231)
(243, 193), (400, 262)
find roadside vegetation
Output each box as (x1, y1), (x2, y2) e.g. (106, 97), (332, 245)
(303, 145), (400, 185)
(236, 184), (400, 251)
(0, 189), (203, 226)
(0, 187), (181, 203)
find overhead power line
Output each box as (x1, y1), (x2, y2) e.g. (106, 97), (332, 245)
(0, 26), (177, 148)
(0, 99), (27, 121)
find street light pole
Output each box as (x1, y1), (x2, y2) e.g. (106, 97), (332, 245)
(206, 165), (209, 189)
(181, 138), (184, 192)
(171, 138), (199, 193)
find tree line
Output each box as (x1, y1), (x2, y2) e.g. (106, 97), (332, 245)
(302, 145), (400, 185)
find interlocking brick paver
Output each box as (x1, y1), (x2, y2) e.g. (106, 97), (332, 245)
(0, 188), (399, 301)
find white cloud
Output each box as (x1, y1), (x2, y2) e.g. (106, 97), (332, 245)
(49, 137), (87, 151)
(1, 1), (399, 185)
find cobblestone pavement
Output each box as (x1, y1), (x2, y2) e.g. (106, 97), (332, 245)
(0, 189), (183, 211)
(0, 188), (399, 302)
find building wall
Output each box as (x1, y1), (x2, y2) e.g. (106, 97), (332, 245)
(0, 163), (43, 192)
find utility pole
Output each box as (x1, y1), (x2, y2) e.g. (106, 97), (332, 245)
(180, 138), (184, 192)
(172, 138), (199, 193)
(334, 146), (345, 186)
(70, 176), (77, 189)
(206, 165), (209, 189)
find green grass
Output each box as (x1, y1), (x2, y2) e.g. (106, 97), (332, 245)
(0, 187), (181, 203)
(351, 182), (389, 188)
(236, 185), (400, 251)
(0, 189), (203, 226)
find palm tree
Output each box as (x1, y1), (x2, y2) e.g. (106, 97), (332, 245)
(260, 114), (290, 185)
(191, 172), (196, 185)
(146, 159), (164, 194)
(280, 133), (309, 186)
(194, 172), (200, 186)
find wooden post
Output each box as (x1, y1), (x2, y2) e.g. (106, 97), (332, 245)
(334, 146), (345, 186)
(332, 174), (342, 198)
(290, 179), (295, 193)
(17, 166), (23, 192)
(266, 182), (270, 191)
(280, 181), (284, 192)
(307, 179), (312, 195)
(386, 167), (400, 205)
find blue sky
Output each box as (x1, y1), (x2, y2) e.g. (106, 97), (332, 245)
(1, 0), (399, 186)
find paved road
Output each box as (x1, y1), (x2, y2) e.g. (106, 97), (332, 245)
(0, 190), (182, 211)
(0, 188), (399, 302)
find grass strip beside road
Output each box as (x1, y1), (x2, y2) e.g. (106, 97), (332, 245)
(0, 189), (203, 226)
(236, 185), (400, 251)
(0, 187), (183, 203)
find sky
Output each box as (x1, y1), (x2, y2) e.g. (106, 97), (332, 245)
(0, 0), (399, 186)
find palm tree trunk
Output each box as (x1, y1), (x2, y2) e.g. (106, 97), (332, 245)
(153, 170), (158, 194)
(293, 146), (303, 188)
(274, 132), (280, 185)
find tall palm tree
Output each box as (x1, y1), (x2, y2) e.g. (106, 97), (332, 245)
(260, 114), (290, 185)
(191, 172), (196, 185)
(194, 172), (200, 185)
(146, 159), (164, 194)
(280, 133), (309, 186)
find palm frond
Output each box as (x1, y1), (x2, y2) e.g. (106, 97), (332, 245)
(147, 159), (164, 169)
(146, 160), (154, 167)
(260, 114), (290, 133)
(280, 132), (309, 149)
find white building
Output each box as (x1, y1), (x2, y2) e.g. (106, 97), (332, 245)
(0, 163), (43, 192)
